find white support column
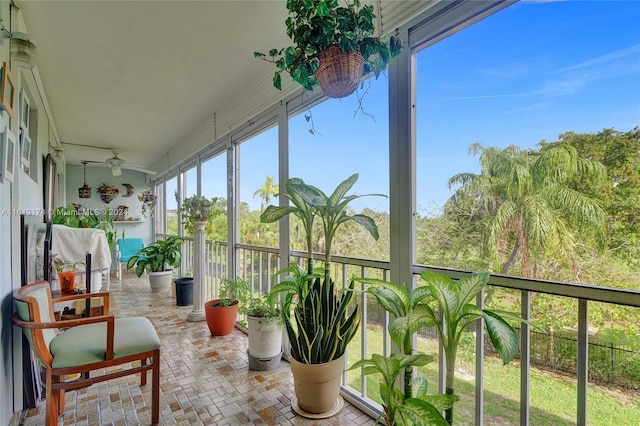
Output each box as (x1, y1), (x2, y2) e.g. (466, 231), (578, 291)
(187, 221), (207, 321)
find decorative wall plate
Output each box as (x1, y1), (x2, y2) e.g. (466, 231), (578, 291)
(122, 183), (134, 197)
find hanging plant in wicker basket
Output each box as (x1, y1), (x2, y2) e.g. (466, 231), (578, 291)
(316, 45), (364, 98)
(254, 0), (402, 99)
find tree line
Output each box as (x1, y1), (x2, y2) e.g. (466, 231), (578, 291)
(171, 127), (640, 342)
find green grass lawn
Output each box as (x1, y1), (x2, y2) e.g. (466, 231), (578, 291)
(346, 325), (640, 425)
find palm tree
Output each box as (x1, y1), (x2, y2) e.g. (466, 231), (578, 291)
(253, 176), (278, 209)
(447, 143), (606, 277)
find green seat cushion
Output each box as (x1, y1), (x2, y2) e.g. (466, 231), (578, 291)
(50, 317), (161, 368)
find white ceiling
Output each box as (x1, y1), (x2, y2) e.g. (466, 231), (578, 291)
(17, 0), (292, 171)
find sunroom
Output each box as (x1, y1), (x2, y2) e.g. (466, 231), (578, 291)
(2, 0), (639, 425)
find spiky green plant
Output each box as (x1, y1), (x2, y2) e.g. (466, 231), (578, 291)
(269, 263), (360, 364)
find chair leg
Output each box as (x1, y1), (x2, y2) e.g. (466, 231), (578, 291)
(59, 389), (65, 414)
(140, 357), (147, 386)
(45, 370), (60, 426)
(151, 350), (160, 425)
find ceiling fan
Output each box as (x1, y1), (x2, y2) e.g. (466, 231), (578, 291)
(62, 142), (157, 176)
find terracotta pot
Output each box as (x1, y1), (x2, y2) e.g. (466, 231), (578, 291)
(58, 271), (76, 295)
(290, 354), (345, 414)
(204, 299), (238, 336)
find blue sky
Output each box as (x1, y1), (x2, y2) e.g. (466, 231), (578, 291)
(181, 0), (639, 214)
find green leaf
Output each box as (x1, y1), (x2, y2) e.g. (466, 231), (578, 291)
(457, 272), (489, 308)
(316, 0), (330, 16)
(273, 72), (282, 90)
(412, 376), (429, 398)
(483, 309), (519, 364)
(399, 398), (450, 426)
(260, 205), (297, 223)
(419, 394), (456, 411)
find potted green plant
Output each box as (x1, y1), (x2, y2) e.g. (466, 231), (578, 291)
(205, 277), (250, 336)
(262, 173), (384, 416)
(126, 236), (184, 293)
(254, 0), (402, 99)
(238, 289), (283, 370)
(350, 353), (452, 426)
(179, 195), (220, 231)
(356, 271), (524, 425)
(53, 259), (85, 295)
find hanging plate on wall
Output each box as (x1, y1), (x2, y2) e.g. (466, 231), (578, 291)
(122, 183), (134, 197)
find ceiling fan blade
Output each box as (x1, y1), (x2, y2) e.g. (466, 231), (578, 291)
(122, 164), (157, 175)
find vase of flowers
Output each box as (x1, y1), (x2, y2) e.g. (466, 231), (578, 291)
(138, 189), (157, 218)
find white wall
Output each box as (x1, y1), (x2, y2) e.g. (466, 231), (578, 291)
(0, 2), (68, 421)
(64, 165), (154, 244)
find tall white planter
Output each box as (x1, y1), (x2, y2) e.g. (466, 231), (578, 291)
(187, 221), (207, 321)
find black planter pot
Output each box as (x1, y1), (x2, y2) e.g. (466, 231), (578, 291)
(174, 277), (194, 306)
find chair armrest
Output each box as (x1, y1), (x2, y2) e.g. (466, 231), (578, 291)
(13, 312), (115, 329)
(13, 313), (116, 360)
(52, 291), (110, 314)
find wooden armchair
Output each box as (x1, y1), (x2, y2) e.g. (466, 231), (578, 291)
(12, 282), (160, 425)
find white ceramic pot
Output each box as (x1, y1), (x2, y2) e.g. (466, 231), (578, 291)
(247, 315), (282, 359)
(148, 270), (172, 293)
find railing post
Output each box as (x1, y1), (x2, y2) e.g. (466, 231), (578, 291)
(610, 343), (614, 384)
(577, 299), (589, 425)
(520, 291), (530, 426)
(475, 289), (485, 426)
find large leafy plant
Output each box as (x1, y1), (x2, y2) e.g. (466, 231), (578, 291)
(254, 0), (402, 92)
(126, 236), (184, 277)
(262, 174), (383, 365)
(260, 173), (383, 274)
(358, 271), (521, 424)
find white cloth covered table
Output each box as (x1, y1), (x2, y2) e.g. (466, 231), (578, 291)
(38, 224), (112, 292)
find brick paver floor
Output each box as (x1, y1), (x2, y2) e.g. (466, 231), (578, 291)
(11, 272), (376, 425)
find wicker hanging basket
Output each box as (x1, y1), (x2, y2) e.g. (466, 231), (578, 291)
(315, 45), (365, 99)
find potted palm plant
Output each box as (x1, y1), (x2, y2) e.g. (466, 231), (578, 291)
(126, 236), (184, 293)
(254, 0), (402, 99)
(238, 288), (283, 370)
(205, 277), (250, 336)
(262, 173), (384, 417)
